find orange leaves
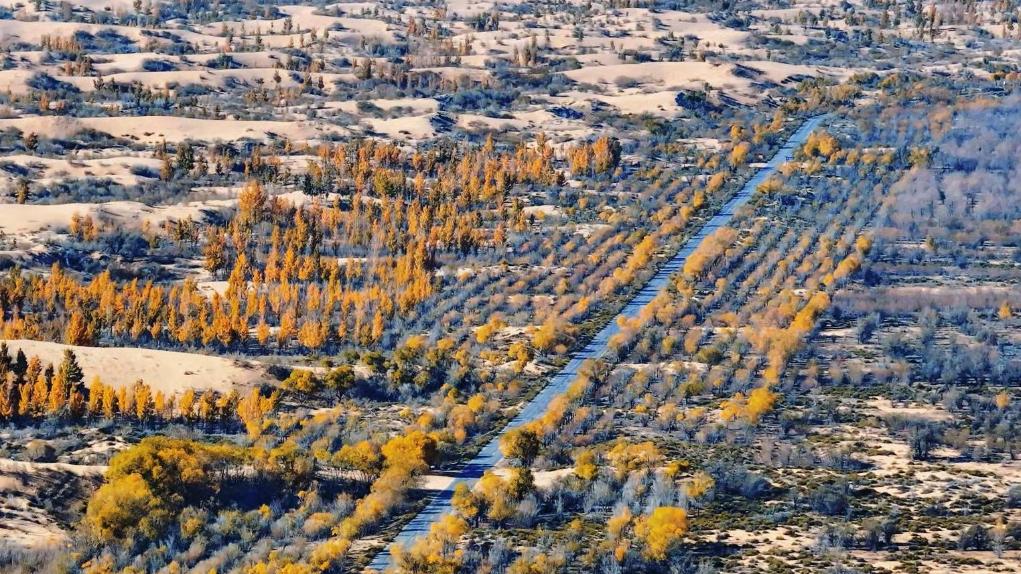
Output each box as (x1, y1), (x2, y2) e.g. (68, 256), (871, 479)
(531, 317), (576, 355)
(706, 171), (727, 194)
(721, 385), (778, 425)
(801, 129), (841, 160)
(475, 315), (506, 344)
(297, 317), (329, 350)
(567, 135), (622, 176)
(237, 179), (268, 226)
(606, 441), (664, 476)
(683, 226), (738, 279)
(69, 212), (99, 241)
(65, 309), (95, 346)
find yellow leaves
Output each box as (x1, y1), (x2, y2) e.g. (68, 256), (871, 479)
(756, 176), (784, 195)
(995, 391), (1011, 410)
(607, 508), (632, 540)
(89, 437), (249, 542)
(606, 441), (663, 476)
(474, 471), (515, 523)
(466, 393), (487, 414)
(507, 551), (567, 574)
(574, 449), (599, 481)
(333, 441), (383, 480)
(308, 537), (350, 573)
(683, 328), (702, 355)
(381, 430), (437, 474)
(683, 226), (738, 279)
(179, 507), (207, 539)
(433, 513), (469, 542)
(746, 386), (778, 422)
(283, 369), (320, 394)
(500, 427), (541, 465)
(999, 301), (1013, 320)
(692, 190), (706, 210)
(721, 385), (777, 424)
(801, 130), (840, 159)
(69, 212), (99, 241)
(788, 291), (830, 338)
(508, 341), (533, 372)
(237, 179), (268, 226)
(303, 512), (338, 537)
(664, 459), (689, 478)
(506, 467), (535, 500)
(684, 471), (715, 501)
(720, 392), (746, 422)
(908, 146), (931, 167)
(706, 171), (727, 194)
(531, 317), (576, 355)
(729, 141), (751, 166)
(855, 234), (873, 254)
(634, 507), (688, 561)
(332, 430), (441, 546)
(86, 472), (163, 541)
(830, 253), (861, 284)
(451, 483), (480, 521)
(475, 315), (506, 343)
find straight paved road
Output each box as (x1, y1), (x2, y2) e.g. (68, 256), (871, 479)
(367, 114), (828, 572)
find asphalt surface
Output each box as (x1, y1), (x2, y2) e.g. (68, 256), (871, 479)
(367, 114), (829, 572)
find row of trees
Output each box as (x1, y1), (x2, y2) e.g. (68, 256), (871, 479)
(419, 121), (889, 570)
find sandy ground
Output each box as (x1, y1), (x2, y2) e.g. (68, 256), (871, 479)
(0, 458), (106, 550)
(2, 339), (267, 394)
(563, 60), (853, 102)
(0, 154), (162, 186)
(0, 189), (315, 239)
(0, 115), (347, 143)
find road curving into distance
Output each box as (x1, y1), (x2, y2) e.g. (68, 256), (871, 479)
(367, 114), (829, 572)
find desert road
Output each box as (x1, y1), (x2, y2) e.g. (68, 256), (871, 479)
(368, 114), (829, 572)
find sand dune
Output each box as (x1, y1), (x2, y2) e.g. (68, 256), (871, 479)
(0, 153), (162, 186)
(363, 115), (437, 140)
(553, 90), (684, 117)
(564, 60), (849, 100)
(0, 199), (232, 236)
(0, 115), (347, 143)
(2, 339), (267, 394)
(0, 188), (320, 238)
